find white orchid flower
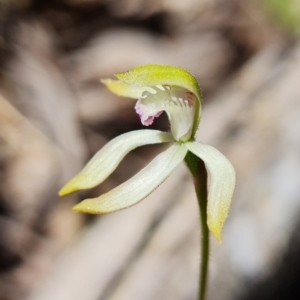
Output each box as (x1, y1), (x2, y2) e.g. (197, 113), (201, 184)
(59, 65), (235, 241)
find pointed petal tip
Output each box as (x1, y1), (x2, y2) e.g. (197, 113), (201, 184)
(58, 189), (66, 197)
(72, 203), (88, 213)
(58, 177), (85, 197)
(58, 184), (76, 197)
(208, 222), (222, 243)
(72, 201), (97, 214)
(72, 199), (118, 215)
(72, 205), (81, 213)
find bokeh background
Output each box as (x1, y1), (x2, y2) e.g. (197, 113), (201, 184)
(0, 0), (300, 299)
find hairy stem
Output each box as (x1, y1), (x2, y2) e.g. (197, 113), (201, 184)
(185, 151), (209, 300)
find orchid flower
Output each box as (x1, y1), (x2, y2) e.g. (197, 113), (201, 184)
(59, 65), (235, 242)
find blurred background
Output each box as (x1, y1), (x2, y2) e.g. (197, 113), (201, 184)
(0, 0), (300, 299)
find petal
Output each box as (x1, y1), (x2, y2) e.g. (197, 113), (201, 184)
(72, 143), (187, 214)
(59, 130), (174, 196)
(115, 64), (202, 134)
(101, 79), (153, 99)
(186, 142), (236, 242)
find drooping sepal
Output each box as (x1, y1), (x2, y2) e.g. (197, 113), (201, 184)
(186, 142), (236, 242)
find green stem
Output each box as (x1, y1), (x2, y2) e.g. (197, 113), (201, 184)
(197, 173), (209, 300)
(185, 151), (209, 300)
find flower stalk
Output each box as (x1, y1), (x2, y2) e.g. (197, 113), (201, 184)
(185, 151), (209, 300)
